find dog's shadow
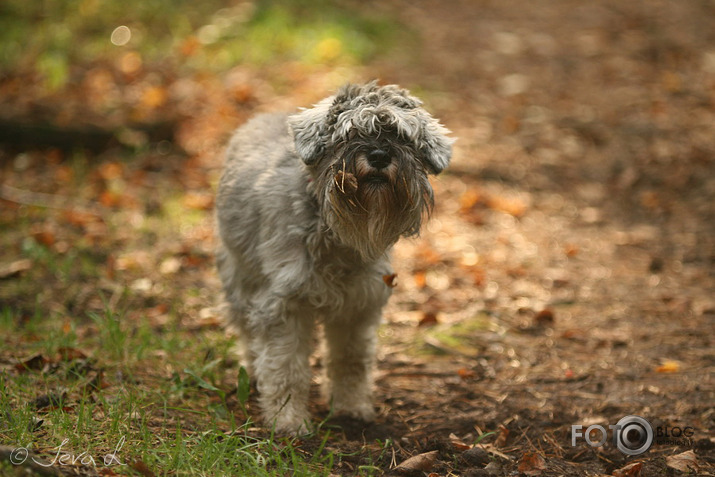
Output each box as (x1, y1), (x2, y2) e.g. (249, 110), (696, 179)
(318, 412), (406, 442)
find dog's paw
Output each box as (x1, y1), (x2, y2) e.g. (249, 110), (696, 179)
(334, 401), (376, 422)
(271, 411), (312, 436)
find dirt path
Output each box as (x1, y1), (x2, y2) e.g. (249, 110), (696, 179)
(327, 0), (715, 475)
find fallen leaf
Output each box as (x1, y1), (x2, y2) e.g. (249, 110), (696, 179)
(15, 354), (49, 372)
(0, 259), (32, 279)
(415, 246), (443, 266)
(413, 270), (427, 289)
(382, 273), (398, 288)
(487, 195), (527, 217)
(612, 461), (642, 477)
(334, 170), (358, 195)
(459, 189), (482, 212)
(655, 360), (680, 373)
(30, 226), (56, 246)
(183, 192), (214, 210)
(564, 243), (579, 257)
(418, 311), (438, 327)
(666, 450), (699, 473)
(130, 460), (157, 477)
(534, 308), (555, 326)
(449, 433), (472, 451)
(64, 210), (102, 227)
(517, 452), (546, 476)
(393, 450), (439, 474)
(494, 424), (509, 448)
(58, 347), (88, 361)
(457, 368), (477, 380)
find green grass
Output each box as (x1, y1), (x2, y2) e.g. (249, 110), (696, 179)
(0, 301), (344, 476)
(0, 0), (412, 90)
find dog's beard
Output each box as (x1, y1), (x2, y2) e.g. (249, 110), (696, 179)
(316, 150), (434, 262)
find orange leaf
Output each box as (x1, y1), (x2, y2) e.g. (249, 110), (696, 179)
(382, 273), (398, 288)
(457, 368), (476, 380)
(655, 360), (680, 373)
(487, 195), (527, 217)
(183, 192), (214, 210)
(459, 189), (482, 212)
(414, 270), (427, 289)
(517, 452), (546, 476)
(141, 86), (168, 109)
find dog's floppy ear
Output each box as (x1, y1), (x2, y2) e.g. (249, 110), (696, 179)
(420, 118), (455, 175)
(288, 96), (333, 166)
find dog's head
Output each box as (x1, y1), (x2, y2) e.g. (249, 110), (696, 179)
(288, 81), (454, 260)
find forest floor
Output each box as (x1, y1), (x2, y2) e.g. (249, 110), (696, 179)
(1, 0), (713, 476)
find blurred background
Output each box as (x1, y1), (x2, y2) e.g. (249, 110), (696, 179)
(0, 0), (713, 474)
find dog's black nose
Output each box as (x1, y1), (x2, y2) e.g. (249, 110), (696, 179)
(367, 150), (391, 169)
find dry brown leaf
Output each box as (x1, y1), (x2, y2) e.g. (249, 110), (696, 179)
(393, 450), (439, 474)
(58, 347), (88, 361)
(517, 452), (546, 476)
(612, 461), (642, 477)
(457, 368), (477, 380)
(494, 424), (509, 448)
(15, 354), (50, 372)
(449, 433), (471, 451)
(418, 311), (439, 327)
(382, 273), (398, 288)
(30, 226), (56, 246)
(130, 460), (157, 477)
(665, 450), (699, 473)
(334, 170), (358, 195)
(534, 308), (555, 326)
(0, 258), (32, 279)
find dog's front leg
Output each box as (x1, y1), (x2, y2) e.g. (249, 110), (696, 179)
(324, 312), (380, 422)
(250, 311), (314, 434)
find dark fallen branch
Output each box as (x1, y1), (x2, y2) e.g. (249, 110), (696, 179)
(0, 118), (178, 154)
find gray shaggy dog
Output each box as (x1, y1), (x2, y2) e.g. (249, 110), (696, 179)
(216, 81), (453, 433)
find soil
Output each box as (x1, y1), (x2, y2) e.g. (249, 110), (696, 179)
(304, 0), (715, 475)
(1, 0), (713, 475)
